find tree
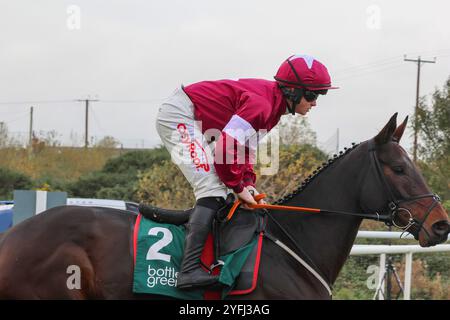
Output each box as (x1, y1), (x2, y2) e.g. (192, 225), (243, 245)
(102, 147), (169, 174)
(135, 144), (328, 207)
(135, 119), (326, 206)
(255, 144), (327, 202)
(277, 115), (317, 146)
(0, 122), (19, 148)
(136, 160), (194, 209)
(0, 167), (33, 199)
(94, 136), (121, 149)
(414, 77), (450, 202)
(67, 147), (170, 202)
(416, 78), (450, 161)
(0, 122), (8, 148)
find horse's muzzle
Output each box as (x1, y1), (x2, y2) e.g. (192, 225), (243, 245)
(431, 220), (450, 244)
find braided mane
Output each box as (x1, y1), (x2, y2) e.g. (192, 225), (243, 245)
(273, 142), (361, 205)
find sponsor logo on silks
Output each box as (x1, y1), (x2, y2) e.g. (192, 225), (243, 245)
(147, 265), (178, 288)
(177, 123), (210, 172)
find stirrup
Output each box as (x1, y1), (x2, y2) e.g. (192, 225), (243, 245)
(200, 259), (224, 274)
(209, 260), (225, 273)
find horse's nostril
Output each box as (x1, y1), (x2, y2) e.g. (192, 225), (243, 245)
(432, 221), (450, 237)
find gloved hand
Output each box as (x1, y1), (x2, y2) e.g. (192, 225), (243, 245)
(237, 187), (257, 210)
(237, 186), (265, 209)
(245, 186), (266, 204)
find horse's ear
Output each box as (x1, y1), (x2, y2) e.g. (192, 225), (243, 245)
(374, 113), (398, 145)
(393, 116), (409, 143)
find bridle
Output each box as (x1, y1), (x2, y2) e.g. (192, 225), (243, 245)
(367, 139), (441, 239)
(254, 139), (442, 295)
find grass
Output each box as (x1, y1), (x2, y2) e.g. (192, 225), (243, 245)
(0, 146), (123, 184)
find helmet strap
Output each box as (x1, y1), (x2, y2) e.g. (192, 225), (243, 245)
(280, 86), (303, 115)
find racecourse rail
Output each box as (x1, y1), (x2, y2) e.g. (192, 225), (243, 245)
(351, 231), (450, 300)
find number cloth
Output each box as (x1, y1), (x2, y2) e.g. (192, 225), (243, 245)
(133, 216), (258, 300)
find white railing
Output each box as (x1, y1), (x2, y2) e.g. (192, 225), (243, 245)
(350, 231), (450, 300)
(356, 230), (449, 241)
(351, 244), (450, 255)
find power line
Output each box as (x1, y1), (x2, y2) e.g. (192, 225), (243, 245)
(0, 109), (29, 116)
(98, 99), (163, 103)
(0, 113), (30, 125)
(0, 99), (163, 106)
(0, 100), (75, 105)
(334, 62), (406, 81)
(333, 50), (449, 79)
(90, 107), (106, 134)
(334, 56), (401, 74)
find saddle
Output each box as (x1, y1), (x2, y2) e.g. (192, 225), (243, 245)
(138, 205), (193, 225)
(138, 195), (264, 257)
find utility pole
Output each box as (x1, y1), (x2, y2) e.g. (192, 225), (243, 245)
(404, 55), (436, 162)
(76, 98), (99, 148)
(29, 106), (34, 147)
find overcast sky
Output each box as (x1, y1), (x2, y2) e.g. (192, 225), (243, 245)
(1, 0), (449, 152)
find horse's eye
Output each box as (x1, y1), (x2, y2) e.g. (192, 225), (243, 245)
(392, 166), (405, 174)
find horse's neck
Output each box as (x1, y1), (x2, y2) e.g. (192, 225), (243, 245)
(270, 148), (368, 284)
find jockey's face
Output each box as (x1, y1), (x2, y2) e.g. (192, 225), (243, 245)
(295, 96), (317, 115)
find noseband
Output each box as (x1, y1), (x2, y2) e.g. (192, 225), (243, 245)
(367, 140), (441, 239)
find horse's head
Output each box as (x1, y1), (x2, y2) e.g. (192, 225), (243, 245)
(360, 113), (449, 247)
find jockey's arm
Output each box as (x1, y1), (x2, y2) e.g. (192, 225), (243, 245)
(214, 131), (248, 194)
(214, 93), (271, 204)
(214, 133), (264, 207)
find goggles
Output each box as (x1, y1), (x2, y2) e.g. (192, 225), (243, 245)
(303, 90), (319, 102)
(303, 89), (327, 102)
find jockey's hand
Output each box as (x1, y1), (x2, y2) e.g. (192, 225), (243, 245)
(237, 187), (257, 210)
(246, 186), (267, 205)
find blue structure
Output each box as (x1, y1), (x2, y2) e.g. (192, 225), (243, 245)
(0, 201), (14, 232)
(0, 198), (138, 233)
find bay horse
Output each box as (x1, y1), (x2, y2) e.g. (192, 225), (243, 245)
(0, 113), (448, 299)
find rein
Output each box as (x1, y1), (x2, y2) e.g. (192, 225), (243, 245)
(227, 140), (441, 232)
(227, 195), (388, 222)
(223, 140), (442, 296)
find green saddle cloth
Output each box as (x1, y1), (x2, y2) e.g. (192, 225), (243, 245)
(133, 216), (257, 300)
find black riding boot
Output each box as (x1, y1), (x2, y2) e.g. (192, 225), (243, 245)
(176, 199), (221, 290)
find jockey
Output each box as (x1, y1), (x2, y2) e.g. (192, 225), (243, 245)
(155, 54), (338, 290)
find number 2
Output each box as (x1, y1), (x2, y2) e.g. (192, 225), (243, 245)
(146, 227), (173, 262)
